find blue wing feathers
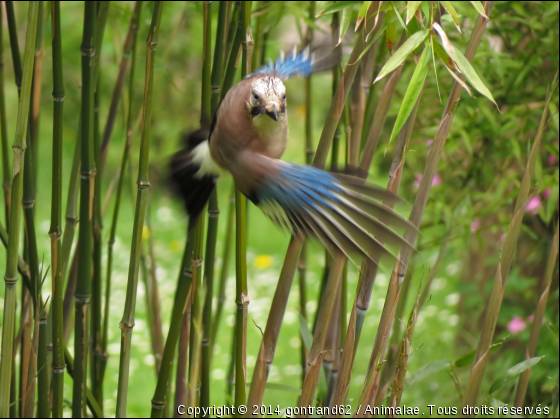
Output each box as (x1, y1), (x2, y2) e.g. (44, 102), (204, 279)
(253, 163), (414, 264)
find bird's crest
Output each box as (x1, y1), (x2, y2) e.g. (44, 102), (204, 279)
(249, 45), (340, 81)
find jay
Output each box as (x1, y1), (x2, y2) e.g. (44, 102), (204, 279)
(171, 48), (413, 265)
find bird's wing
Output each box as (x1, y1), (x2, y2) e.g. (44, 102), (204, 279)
(250, 46), (340, 81)
(233, 152), (415, 266)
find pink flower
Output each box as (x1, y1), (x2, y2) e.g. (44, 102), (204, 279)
(414, 173), (442, 188)
(527, 315), (534, 323)
(507, 316), (526, 334)
(470, 218), (480, 233)
(542, 189), (551, 199)
(548, 154), (558, 166)
(426, 139), (434, 147)
(525, 196), (542, 215)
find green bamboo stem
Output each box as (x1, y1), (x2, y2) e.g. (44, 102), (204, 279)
(297, 2), (315, 385)
(187, 218), (206, 409)
(102, 1), (143, 394)
(91, 3), (110, 404)
(116, 3), (163, 416)
(73, 2), (97, 416)
(461, 66), (555, 413)
(5, 1), (22, 93)
(49, 6), (64, 413)
(31, 1), (44, 190)
(201, 1), (212, 124)
(201, 189), (219, 408)
(211, 1), (229, 117)
(0, 2), (39, 416)
(210, 190), (235, 356)
(37, 310), (49, 418)
(101, 1), (143, 168)
(224, 1), (241, 75)
(514, 220), (559, 406)
(174, 294), (192, 415)
(0, 3), (10, 227)
(151, 230), (195, 418)
(235, 3), (252, 411)
(64, 347), (104, 418)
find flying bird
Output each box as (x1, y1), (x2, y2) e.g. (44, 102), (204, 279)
(170, 48), (413, 265)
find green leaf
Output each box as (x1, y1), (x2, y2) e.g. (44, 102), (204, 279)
(339, 6), (352, 45)
(454, 338), (506, 368)
(355, 13), (398, 62)
(444, 62), (474, 97)
(432, 22), (499, 110)
(374, 29), (430, 83)
(390, 1), (408, 32)
(298, 312), (313, 352)
(546, 186), (559, 223)
(388, 42), (431, 143)
(406, 1), (422, 24)
(316, 1), (361, 17)
(489, 356), (545, 394)
(404, 360), (451, 390)
(469, 1), (488, 18)
(440, 1), (462, 33)
(355, 1), (373, 31)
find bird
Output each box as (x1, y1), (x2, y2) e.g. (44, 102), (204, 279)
(170, 47), (414, 265)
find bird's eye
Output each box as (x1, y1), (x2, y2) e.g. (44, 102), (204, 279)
(283, 94), (286, 101)
(253, 93), (259, 101)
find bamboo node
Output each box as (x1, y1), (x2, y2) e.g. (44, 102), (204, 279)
(3, 275), (18, 285)
(52, 366), (66, 373)
(151, 400), (166, 409)
(137, 181), (151, 189)
(22, 199), (35, 208)
(119, 321), (135, 332)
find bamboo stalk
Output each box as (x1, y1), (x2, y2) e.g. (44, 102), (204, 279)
(461, 67), (556, 413)
(0, 2), (39, 416)
(210, 190), (235, 356)
(116, 3), (163, 416)
(37, 309), (49, 417)
(31, 1), (44, 190)
(64, 348), (104, 418)
(0, 3), (11, 227)
(235, 2), (252, 411)
(201, 1), (212, 125)
(174, 294), (192, 416)
(514, 220), (559, 406)
(91, 3), (110, 404)
(151, 230), (195, 418)
(100, 1), (143, 168)
(49, 1), (65, 417)
(102, 1), (143, 395)
(211, 1), (229, 114)
(73, 2), (97, 416)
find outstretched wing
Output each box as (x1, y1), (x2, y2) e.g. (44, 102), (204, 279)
(250, 46), (340, 81)
(241, 158), (415, 265)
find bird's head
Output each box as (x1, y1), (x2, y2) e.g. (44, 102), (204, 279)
(247, 76), (287, 123)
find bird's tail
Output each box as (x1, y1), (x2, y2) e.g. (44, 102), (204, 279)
(249, 161), (416, 266)
(169, 129), (219, 227)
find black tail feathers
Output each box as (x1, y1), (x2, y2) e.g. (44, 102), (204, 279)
(169, 129), (216, 226)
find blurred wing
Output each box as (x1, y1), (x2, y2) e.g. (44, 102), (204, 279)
(250, 46), (340, 81)
(248, 161), (415, 265)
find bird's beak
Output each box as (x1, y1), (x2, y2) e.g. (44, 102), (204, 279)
(265, 103), (279, 121)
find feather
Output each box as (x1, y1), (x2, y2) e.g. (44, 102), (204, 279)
(249, 162), (414, 264)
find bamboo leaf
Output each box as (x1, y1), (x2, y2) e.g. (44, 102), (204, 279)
(404, 360), (451, 390)
(299, 312), (313, 352)
(469, 1), (488, 18)
(406, 1), (421, 24)
(374, 29), (429, 83)
(444, 62), (474, 97)
(390, 1), (408, 32)
(355, 1), (373, 31)
(440, 1), (462, 33)
(454, 339), (506, 368)
(388, 42), (431, 143)
(489, 356), (545, 394)
(339, 6), (352, 45)
(433, 22), (499, 109)
(317, 1), (360, 17)
(356, 13), (398, 62)
(433, 36), (457, 70)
